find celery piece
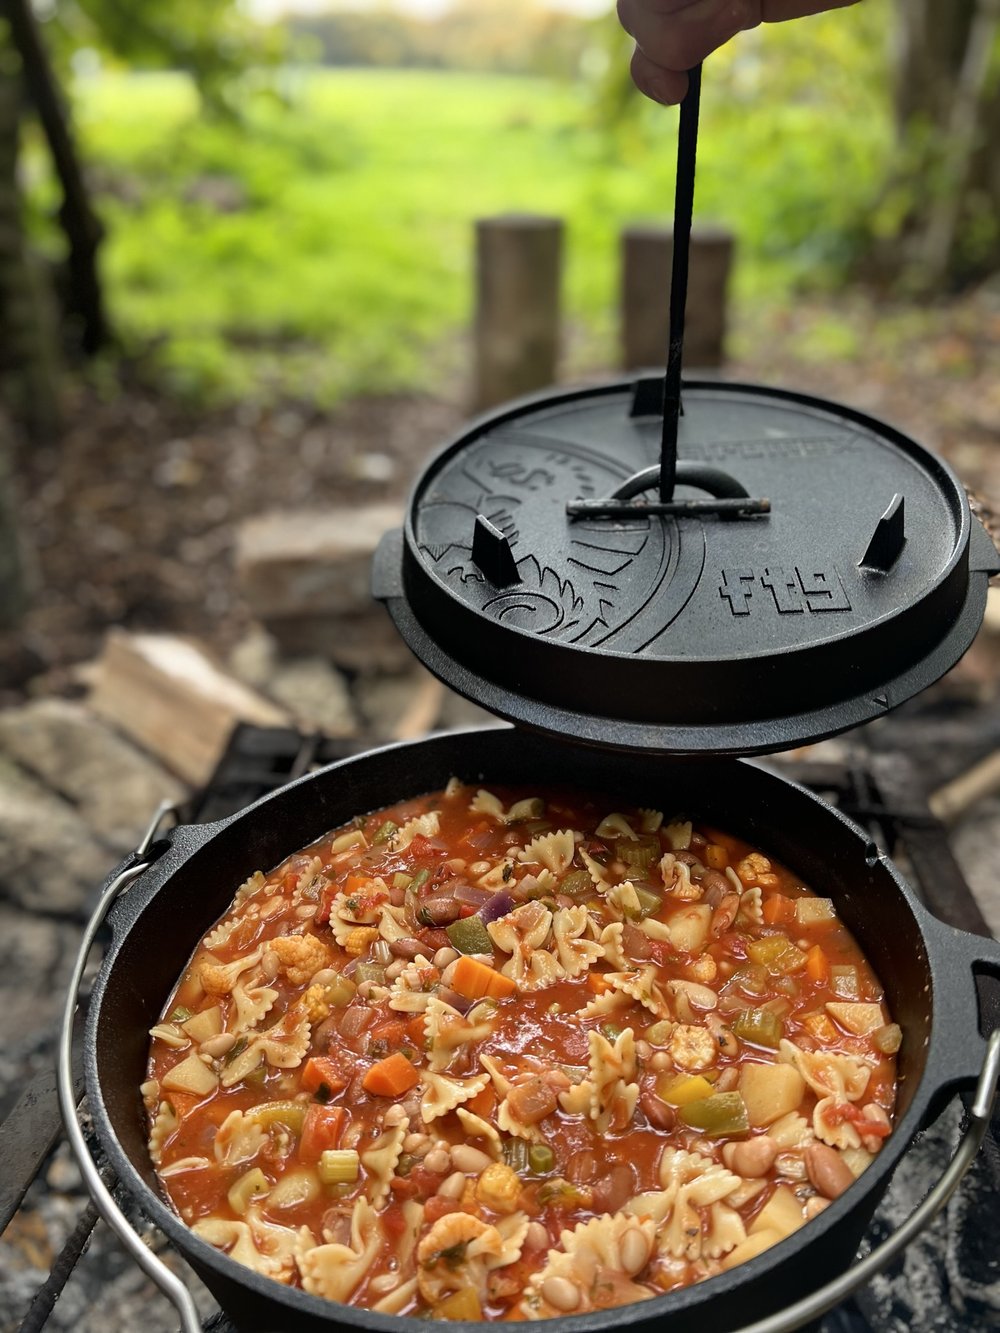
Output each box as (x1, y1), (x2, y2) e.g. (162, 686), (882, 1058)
(325, 975), (356, 1008)
(830, 965), (860, 1000)
(446, 915), (493, 955)
(432, 1289), (483, 1321)
(633, 886), (664, 919)
(467, 998), (498, 1026)
(537, 1178), (585, 1207)
(248, 1101), (306, 1133)
(243, 1066), (267, 1086)
(393, 872), (413, 891)
(224, 1037), (249, 1064)
(410, 869), (430, 894)
(354, 962), (387, 987)
(600, 1023), (624, 1041)
(560, 870), (593, 899)
(169, 1006), (193, 1023)
(372, 820), (398, 845)
(227, 1167), (269, 1215)
(529, 1144), (555, 1174)
(679, 1091), (750, 1136)
(615, 836), (661, 876)
(502, 1137), (530, 1172)
(732, 1007), (784, 1049)
(318, 1149), (361, 1185)
(723, 963), (768, 996)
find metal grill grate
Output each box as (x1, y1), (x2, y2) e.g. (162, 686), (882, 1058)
(3, 727), (998, 1333)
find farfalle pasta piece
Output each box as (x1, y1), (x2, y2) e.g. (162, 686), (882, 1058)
(424, 995), (495, 1073)
(396, 812), (441, 850)
(703, 1203), (747, 1259)
(480, 1053), (512, 1096)
(579, 848), (610, 886)
(148, 1022), (189, 1050)
(195, 1209), (313, 1284)
(469, 789), (544, 824)
(595, 812), (637, 840)
(604, 966), (673, 1020)
(387, 955), (440, 1013)
(327, 880), (391, 946)
(768, 1111), (814, 1150)
(221, 1008), (312, 1088)
(299, 1198), (382, 1302)
(148, 1101), (178, 1166)
(600, 922), (628, 971)
(469, 789), (505, 820)
(373, 1278), (418, 1315)
(813, 1097), (862, 1150)
(498, 1094), (546, 1144)
(577, 987), (632, 1021)
(639, 808), (663, 833)
(457, 1107), (503, 1158)
(214, 1109), (267, 1166)
(657, 1152), (742, 1261)
(551, 906), (604, 978)
(233, 870), (266, 906)
(204, 915), (243, 951)
(606, 881), (642, 921)
(420, 1069), (490, 1122)
(199, 947), (263, 997)
(779, 1040), (871, 1104)
(518, 1212), (657, 1317)
(477, 858), (519, 889)
(377, 903), (411, 943)
(587, 1026), (639, 1133)
(416, 1213), (506, 1304)
(158, 1155), (213, 1178)
(489, 902), (565, 990)
(739, 886), (764, 926)
(230, 978), (278, 1033)
(517, 829), (576, 875)
(361, 1123), (407, 1206)
(664, 820), (693, 850)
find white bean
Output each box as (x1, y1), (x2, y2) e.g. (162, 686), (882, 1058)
(541, 1276), (581, 1312)
(434, 947), (459, 969)
(261, 949), (280, 980)
(620, 1227), (650, 1277)
(384, 1104), (409, 1127)
(424, 1148), (452, 1174)
(200, 1033), (236, 1059)
(437, 1171), (467, 1199)
(526, 1222), (549, 1251)
(450, 1144), (493, 1174)
(385, 960), (406, 982)
(369, 1274), (399, 1295)
(635, 1039), (651, 1061)
(403, 1133), (429, 1155)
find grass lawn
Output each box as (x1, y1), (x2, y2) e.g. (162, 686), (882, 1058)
(25, 46), (892, 404)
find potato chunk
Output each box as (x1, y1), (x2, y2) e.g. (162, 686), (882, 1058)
(739, 1062), (805, 1128)
(161, 1053), (219, 1097)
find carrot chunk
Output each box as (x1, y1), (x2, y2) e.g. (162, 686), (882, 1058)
(451, 955), (517, 1001)
(362, 1052), (420, 1098)
(299, 1104), (347, 1162)
(762, 893), (793, 926)
(302, 1056), (349, 1097)
(806, 944), (830, 984)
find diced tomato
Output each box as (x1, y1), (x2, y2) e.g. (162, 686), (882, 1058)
(301, 1055), (350, 1097)
(459, 903), (476, 918)
(424, 1196), (463, 1225)
(465, 1085), (497, 1120)
(381, 1204), (410, 1241)
(282, 871), (299, 893)
(389, 1176), (419, 1200)
(299, 1104), (347, 1162)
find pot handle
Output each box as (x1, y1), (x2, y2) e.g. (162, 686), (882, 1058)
(58, 802), (203, 1333)
(733, 1025), (1000, 1333)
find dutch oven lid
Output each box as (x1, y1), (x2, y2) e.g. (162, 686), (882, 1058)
(373, 375), (1000, 757)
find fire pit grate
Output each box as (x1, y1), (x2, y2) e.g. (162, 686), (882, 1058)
(2, 725), (998, 1333)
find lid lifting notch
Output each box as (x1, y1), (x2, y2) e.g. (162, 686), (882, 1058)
(566, 64), (769, 526)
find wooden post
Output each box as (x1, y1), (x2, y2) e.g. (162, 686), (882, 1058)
(621, 224), (734, 371)
(473, 215), (562, 412)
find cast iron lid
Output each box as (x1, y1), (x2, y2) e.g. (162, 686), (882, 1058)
(373, 376), (1000, 756)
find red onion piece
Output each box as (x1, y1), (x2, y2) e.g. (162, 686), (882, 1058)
(454, 884), (493, 909)
(479, 891), (516, 924)
(437, 987), (474, 1014)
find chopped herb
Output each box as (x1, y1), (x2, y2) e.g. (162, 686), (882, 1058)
(502, 863), (514, 883)
(314, 1081), (332, 1104)
(169, 1006), (193, 1023)
(373, 820), (398, 846)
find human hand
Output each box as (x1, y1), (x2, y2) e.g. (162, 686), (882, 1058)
(618, 1), (860, 104)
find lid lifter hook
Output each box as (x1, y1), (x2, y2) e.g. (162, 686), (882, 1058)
(859, 494), (906, 573)
(567, 65), (767, 524)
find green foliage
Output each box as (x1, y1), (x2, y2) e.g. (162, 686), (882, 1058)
(22, 40), (896, 405)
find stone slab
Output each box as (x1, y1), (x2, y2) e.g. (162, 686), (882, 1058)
(0, 699), (186, 854)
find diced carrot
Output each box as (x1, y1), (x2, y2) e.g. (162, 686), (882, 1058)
(299, 1104), (347, 1162)
(587, 972), (612, 995)
(406, 1014), (429, 1048)
(343, 871), (371, 896)
(451, 955), (517, 1001)
(806, 944), (830, 984)
(166, 1092), (202, 1123)
(362, 1052), (421, 1098)
(762, 893), (793, 926)
(302, 1056), (350, 1097)
(465, 1085), (497, 1120)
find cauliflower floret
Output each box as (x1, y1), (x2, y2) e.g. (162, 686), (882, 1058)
(270, 934), (330, 986)
(668, 1024), (718, 1073)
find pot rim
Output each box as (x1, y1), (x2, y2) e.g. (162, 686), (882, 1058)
(83, 726), (979, 1332)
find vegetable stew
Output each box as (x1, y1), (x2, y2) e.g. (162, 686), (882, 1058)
(145, 781), (899, 1320)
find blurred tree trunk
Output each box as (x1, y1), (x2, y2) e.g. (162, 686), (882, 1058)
(891, 0), (1000, 289)
(6, 0), (110, 354)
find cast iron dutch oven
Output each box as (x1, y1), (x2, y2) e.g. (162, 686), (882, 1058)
(78, 725), (1000, 1333)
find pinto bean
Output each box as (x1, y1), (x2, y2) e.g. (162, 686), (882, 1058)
(417, 896), (462, 926)
(622, 922), (652, 961)
(701, 869), (731, 908)
(726, 1136), (778, 1179)
(805, 1143), (855, 1200)
(640, 1086), (675, 1130)
(591, 1162), (635, 1213)
(389, 937), (425, 960)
